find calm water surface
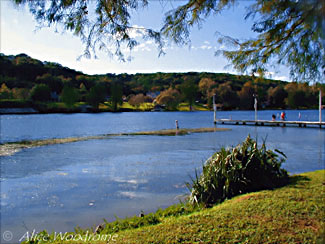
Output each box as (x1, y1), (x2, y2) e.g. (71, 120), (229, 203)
(1, 109), (323, 143)
(1, 111), (324, 243)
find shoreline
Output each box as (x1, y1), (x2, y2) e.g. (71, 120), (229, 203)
(0, 107), (321, 115)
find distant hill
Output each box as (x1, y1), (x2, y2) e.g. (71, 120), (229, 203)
(0, 53), (83, 89)
(0, 53), (285, 91)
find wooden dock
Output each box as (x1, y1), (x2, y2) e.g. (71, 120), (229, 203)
(214, 119), (325, 129)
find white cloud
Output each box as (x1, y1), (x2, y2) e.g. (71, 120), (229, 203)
(264, 71), (275, 76)
(133, 43), (152, 52)
(199, 45), (212, 50)
(252, 71), (288, 81)
(127, 25), (146, 39)
(145, 40), (154, 45)
(273, 75), (289, 81)
(131, 39), (157, 52)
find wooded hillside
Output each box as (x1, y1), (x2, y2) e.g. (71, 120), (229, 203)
(1, 53), (323, 112)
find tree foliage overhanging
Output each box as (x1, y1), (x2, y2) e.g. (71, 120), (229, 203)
(12, 0), (325, 83)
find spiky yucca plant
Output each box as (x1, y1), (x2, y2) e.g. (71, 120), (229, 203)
(188, 136), (289, 206)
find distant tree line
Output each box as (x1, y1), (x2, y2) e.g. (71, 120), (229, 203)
(0, 53), (324, 111)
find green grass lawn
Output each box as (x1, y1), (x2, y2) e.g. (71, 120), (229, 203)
(109, 170), (325, 244)
(105, 102), (209, 112)
(22, 170), (324, 244)
(177, 103), (209, 111)
(0, 99), (211, 112)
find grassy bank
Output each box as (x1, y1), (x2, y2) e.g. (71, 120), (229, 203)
(113, 170), (324, 244)
(0, 127), (230, 156)
(21, 170), (324, 244)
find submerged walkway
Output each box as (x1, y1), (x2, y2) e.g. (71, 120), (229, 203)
(0, 127), (230, 157)
(214, 119), (325, 129)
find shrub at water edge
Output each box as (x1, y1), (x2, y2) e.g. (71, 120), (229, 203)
(188, 135), (289, 206)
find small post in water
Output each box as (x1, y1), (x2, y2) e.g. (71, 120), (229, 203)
(175, 120), (179, 130)
(320, 90), (322, 125)
(213, 94), (217, 124)
(253, 94), (258, 121)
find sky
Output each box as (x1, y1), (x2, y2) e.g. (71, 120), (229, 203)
(0, 0), (290, 80)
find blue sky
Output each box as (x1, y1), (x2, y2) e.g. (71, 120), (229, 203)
(1, 1), (289, 80)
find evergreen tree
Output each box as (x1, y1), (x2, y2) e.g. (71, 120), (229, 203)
(60, 85), (79, 108)
(110, 82), (123, 112)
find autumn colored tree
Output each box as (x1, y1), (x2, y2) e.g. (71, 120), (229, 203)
(156, 88), (181, 110)
(0, 83), (13, 99)
(216, 82), (239, 109)
(237, 81), (255, 110)
(79, 83), (88, 102)
(128, 94), (145, 108)
(199, 78), (216, 106)
(267, 86), (287, 109)
(12, 88), (30, 100)
(284, 82), (319, 109)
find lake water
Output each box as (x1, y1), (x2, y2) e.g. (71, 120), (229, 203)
(1, 110), (324, 243)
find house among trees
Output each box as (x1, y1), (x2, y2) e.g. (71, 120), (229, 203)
(146, 91), (160, 99)
(151, 104), (165, 112)
(50, 92), (59, 102)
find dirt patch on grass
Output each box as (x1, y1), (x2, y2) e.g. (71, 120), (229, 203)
(234, 195), (254, 203)
(249, 214), (274, 224)
(296, 218), (320, 232)
(234, 194), (263, 203)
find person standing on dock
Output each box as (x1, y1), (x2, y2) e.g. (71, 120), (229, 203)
(281, 111), (286, 121)
(298, 112), (301, 120)
(272, 114), (276, 121)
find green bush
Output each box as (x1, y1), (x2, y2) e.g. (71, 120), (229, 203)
(30, 84), (51, 102)
(188, 136), (289, 206)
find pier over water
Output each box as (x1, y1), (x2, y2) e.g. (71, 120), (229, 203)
(215, 119), (325, 129)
